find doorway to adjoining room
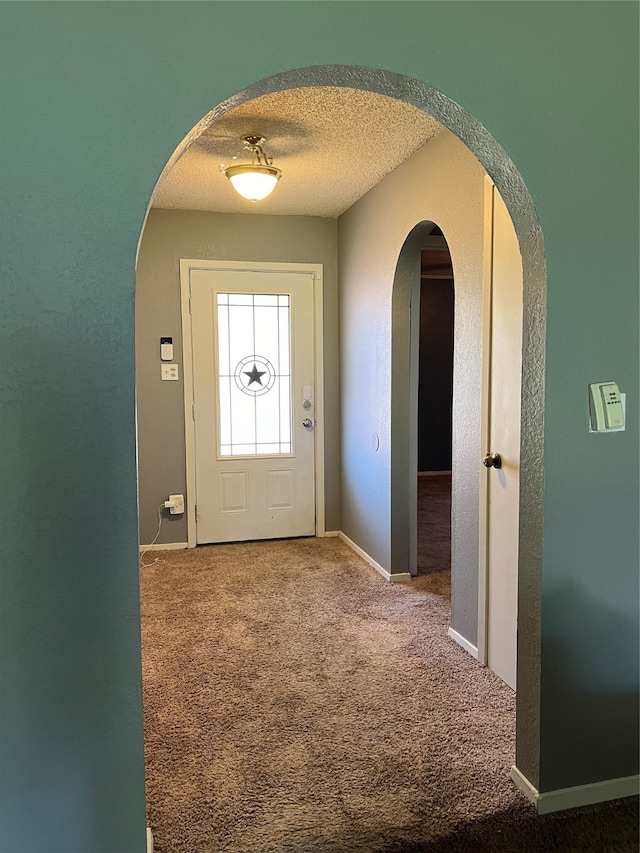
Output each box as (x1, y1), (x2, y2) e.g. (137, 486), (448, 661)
(417, 229), (454, 577)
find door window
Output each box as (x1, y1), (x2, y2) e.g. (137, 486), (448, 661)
(216, 292), (292, 456)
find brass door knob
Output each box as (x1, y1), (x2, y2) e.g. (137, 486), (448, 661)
(483, 452), (502, 469)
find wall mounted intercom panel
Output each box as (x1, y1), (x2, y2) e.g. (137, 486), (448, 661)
(160, 336), (173, 361)
(588, 381), (625, 432)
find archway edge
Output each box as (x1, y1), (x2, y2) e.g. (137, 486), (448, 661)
(153, 63), (545, 788)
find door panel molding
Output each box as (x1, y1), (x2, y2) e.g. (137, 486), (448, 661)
(180, 259), (324, 547)
(219, 470), (249, 513)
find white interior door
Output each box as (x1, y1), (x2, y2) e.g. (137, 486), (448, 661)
(189, 266), (317, 544)
(480, 180), (523, 690)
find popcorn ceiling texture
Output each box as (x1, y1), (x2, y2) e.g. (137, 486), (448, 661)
(152, 87), (443, 217)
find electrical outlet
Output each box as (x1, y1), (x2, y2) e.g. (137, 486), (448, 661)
(168, 493), (184, 515)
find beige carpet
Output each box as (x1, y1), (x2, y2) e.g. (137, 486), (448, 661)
(416, 475), (451, 575)
(141, 537), (638, 852)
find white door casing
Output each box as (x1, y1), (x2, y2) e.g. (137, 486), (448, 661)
(180, 260), (324, 546)
(478, 179), (523, 690)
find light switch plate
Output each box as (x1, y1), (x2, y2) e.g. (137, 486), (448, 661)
(161, 364), (179, 381)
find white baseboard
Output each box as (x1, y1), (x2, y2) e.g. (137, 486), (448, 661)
(337, 532), (412, 583)
(147, 827), (153, 853)
(139, 542), (189, 553)
(447, 626), (479, 659)
(510, 765), (640, 815)
(322, 530), (340, 538)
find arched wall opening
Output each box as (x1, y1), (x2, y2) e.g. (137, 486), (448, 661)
(391, 222), (455, 583)
(391, 220), (441, 579)
(137, 64), (546, 786)
(391, 220), (456, 583)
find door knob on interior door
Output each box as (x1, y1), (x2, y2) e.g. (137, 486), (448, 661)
(483, 452), (502, 469)
(302, 418), (313, 429)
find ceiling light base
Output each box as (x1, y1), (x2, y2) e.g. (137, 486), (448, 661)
(221, 135), (282, 201)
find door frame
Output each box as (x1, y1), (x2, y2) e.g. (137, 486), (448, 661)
(477, 176), (523, 676)
(179, 259), (325, 548)
(477, 176), (495, 665)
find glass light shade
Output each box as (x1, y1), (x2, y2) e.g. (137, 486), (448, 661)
(225, 164), (282, 201)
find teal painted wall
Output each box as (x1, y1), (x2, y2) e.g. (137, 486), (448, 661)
(0, 2), (637, 849)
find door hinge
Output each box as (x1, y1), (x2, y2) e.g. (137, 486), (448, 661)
(195, 505), (198, 522)
(192, 403), (195, 420)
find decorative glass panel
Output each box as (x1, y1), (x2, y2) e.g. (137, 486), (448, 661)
(216, 293), (292, 456)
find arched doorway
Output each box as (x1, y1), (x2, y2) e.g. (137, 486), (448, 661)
(390, 221), (455, 582)
(137, 63), (546, 790)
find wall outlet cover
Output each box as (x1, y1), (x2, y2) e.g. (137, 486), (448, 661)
(168, 494), (184, 515)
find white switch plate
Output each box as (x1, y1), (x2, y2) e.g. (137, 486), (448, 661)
(161, 364), (179, 381)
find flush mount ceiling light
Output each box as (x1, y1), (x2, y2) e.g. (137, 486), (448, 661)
(220, 135), (282, 202)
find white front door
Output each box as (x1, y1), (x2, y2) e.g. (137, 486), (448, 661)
(188, 265), (318, 544)
(480, 180), (523, 690)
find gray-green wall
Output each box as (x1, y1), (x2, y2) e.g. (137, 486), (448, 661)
(338, 130), (485, 645)
(136, 209), (339, 545)
(1, 3), (637, 850)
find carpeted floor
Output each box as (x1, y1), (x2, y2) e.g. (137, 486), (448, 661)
(416, 474), (451, 575)
(141, 537), (638, 852)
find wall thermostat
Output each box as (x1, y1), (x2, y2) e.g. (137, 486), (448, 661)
(589, 381), (625, 432)
(160, 337), (173, 361)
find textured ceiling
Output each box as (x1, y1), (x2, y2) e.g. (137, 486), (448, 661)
(151, 87), (443, 217)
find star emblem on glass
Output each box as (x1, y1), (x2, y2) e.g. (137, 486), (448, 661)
(243, 363), (267, 387)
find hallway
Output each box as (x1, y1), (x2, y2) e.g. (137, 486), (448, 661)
(417, 473), (451, 576)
